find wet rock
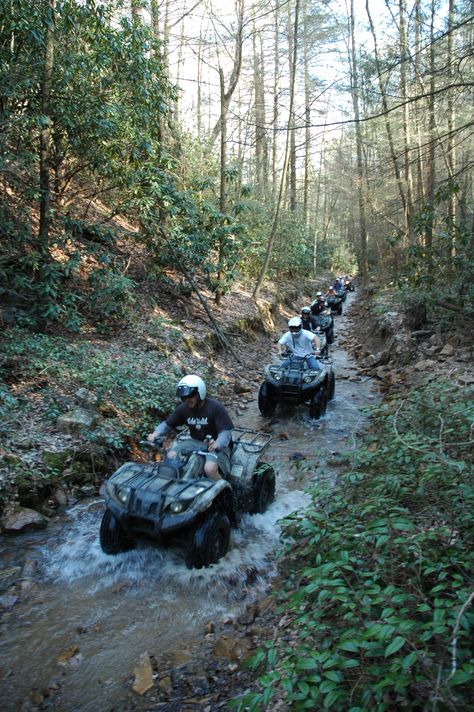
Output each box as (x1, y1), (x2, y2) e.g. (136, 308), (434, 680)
(213, 635), (254, 663)
(204, 621), (215, 634)
(0, 594), (18, 608)
(57, 644), (80, 666)
(289, 452), (306, 461)
(56, 407), (99, 433)
(0, 566), (22, 592)
(132, 652), (154, 695)
(2, 506), (49, 533)
(157, 673), (173, 695)
(52, 487), (68, 507)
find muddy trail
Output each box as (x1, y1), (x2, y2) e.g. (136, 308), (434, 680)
(0, 292), (379, 711)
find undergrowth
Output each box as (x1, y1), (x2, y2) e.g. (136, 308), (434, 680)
(0, 327), (179, 449)
(232, 380), (474, 711)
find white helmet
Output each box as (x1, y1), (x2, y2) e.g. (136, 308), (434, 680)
(316, 291), (323, 298)
(288, 316), (302, 333)
(176, 374), (206, 400)
(301, 306), (311, 315)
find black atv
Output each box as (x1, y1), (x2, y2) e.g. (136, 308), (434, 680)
(258, 355), (335, 420)
(99, 428), (275, 569)
(314, 311), (335, 345)
(326, 292), (343, 315)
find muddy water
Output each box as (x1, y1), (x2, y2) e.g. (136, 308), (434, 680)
(0, 293), (378, 711)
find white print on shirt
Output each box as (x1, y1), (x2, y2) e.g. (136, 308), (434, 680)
(187, 416), (209, 430)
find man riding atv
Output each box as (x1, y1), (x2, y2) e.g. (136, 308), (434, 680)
(278, 317), (322, 370)
(148, 375), (233, 481)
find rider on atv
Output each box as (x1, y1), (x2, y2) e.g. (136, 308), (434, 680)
(147, 375), (233, 481)
(278, 317), (322, 371)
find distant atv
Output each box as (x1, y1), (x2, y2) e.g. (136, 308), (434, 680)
(258, 355), (335, 420)
(99, 429), (275, 569)
(314, 311), (335, 345)
(326, 292), (343, 315)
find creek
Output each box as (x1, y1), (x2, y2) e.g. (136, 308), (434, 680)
(0, 292), (379, 711)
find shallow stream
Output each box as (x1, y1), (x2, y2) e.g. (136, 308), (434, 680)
(0, 292), (379, 711)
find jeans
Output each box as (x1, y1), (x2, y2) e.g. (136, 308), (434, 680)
(281, 354), (322, 371)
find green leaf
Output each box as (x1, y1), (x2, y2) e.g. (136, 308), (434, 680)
(384, 636), (406, 657)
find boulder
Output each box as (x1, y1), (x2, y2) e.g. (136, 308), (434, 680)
(56, 408), (99, 433)
(439, 343), (455, 357)
(2, 507), (49, 533)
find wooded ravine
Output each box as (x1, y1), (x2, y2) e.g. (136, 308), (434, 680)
(0, 1), (473, 710)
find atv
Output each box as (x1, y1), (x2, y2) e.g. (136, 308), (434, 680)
(99, 428), (275, 569)
(326, 292), (343, 315)
(314, 310), (335, 345)
(258, 355), (335, 420)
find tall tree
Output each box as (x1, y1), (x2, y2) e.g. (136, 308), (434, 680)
(253, 0), (300, 299)
(349, 0), (368, 280)
(38, 0), (56, 246)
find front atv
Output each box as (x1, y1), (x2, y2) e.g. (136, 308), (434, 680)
(100, 429), (275, 569)
(258, 355), (335, 420)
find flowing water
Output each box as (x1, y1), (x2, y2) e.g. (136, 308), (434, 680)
(0, 292), (379, 711)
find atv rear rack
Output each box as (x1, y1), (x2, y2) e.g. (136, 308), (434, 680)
(231, 427), (272, 453)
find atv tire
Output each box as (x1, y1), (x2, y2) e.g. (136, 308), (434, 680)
(337, 302), (343, 315)
(326, 326), (334, 344)
(327, 371), (335, 401)
(258, 382), (276, 416)
(309, 387), (327, 419)
(250, 464), (276, 514)
(100, 508), (135, 555)
(185, 511), (231, 569)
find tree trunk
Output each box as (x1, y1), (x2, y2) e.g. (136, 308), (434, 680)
(424, 0), (436, 249)
(271, 6), (280, 205)
(399, 0), (415, 244)
(253, 0), (300, 300)
(216, 67), (227, 306)
(288, 2), (296, 213)
(38, 0), (56, 246)
(349, 0), (369, 281)
(365, 0), (407, 236)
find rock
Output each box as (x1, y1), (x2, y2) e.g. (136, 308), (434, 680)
(457, 373), (474, 385)
(75, 388), (98, 406)
(233, 380), (252, 394)
(42, 449), (73, 471)
(0, 594), (18, 609)
(52, 488), (68, 507)
(439, 343), (455, 357)
(56, 408), (99, 433)
(414, 359), (437, 371)
(213, 635), (254, 663)
(0, 566), (22, 592)
(132, 652), (154, 695)
(2, 507), (49, 533)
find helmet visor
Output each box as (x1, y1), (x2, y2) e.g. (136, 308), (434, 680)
(176, 385), (199, 400)
(289, 325), (301, 333)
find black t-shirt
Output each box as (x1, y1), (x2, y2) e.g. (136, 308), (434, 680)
(165, 397), (234, 442)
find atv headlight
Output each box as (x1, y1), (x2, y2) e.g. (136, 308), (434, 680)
(169, 501), (184, 513)
(115, 485), (130, 504)
(303, 374), (316, 383)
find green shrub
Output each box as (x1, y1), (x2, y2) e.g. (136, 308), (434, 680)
(232, 381), (474, 711)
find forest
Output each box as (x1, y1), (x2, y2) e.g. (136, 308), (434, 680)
(0, 1), (473, 710)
